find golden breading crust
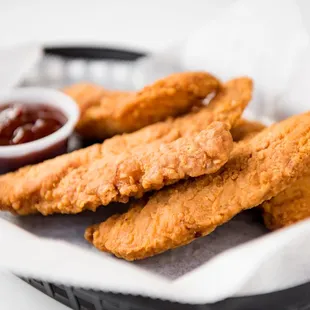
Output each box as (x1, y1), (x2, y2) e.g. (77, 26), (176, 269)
(237, 121), (310, 231)
(15, 122), (233, 215)
(102, 77), (253, 155)
(0, 77), (252, 216)
(231, 119), (266, 142)
(85, 112), (310, 261)
(262, 175), (310, 230)
(64, 72), (220, 139)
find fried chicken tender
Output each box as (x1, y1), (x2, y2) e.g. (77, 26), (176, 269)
(62, 83), (110, 115)
(236, 121), (310, 231)
(86, 112), (310, 261)
(64, 72), (220, 139)
(103, 77), (252, 154)
(1, 123), (232, 215)
(231, 119), (266, 142)
(262, 176), (310, 230)
(43, 122), (232, 215)
(0, 77), (251, 216)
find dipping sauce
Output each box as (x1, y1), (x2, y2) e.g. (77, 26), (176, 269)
(0, 102), (67, 146)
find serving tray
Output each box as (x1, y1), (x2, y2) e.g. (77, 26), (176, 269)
(20, 46), (310, 310)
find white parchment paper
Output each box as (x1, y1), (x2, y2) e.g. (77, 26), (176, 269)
(0, 43), (42, 90)
(1, 0), (310, 304)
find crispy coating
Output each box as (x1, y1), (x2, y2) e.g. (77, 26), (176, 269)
(86, 112), (310, 261)
(102, 77), (253, 154)
(262, 175), (310, 230)
(1, 123), (232, 215)
(237, 121), (310, 231)
(231, 119), (266, 142)
(39, 122), (232, 215)
(64, 72), (220, 139)
(0, 77), (251, 216)
(62, 83), (111, 115)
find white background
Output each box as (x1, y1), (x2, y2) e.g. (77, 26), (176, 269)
(1, 0), (235, 51)
(0, 0), (310, 309)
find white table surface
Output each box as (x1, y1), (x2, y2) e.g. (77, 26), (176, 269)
(0, 0), (310, 309)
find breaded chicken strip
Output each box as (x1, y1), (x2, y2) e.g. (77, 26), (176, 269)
(231, 119), (266, 142)
(0, 77), (251, 216)
(63, 83), (109, 115)
(1, 123), (232, 215)
(64, 72), (220, 139)
(86, 112), (310, 261)
(37, 122), (232, 215)
(103, 77), (252, 154)
(262, 176), (310, 230)
(236, 121), (310, 231)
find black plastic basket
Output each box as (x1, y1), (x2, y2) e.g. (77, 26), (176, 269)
(22, 277), (310, 310)
(20, 46), (310, 310)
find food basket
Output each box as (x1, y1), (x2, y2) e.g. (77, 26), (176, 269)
(19, 46), (310, 310)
